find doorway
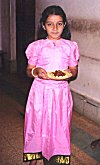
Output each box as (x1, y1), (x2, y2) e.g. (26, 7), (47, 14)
(16, 0), (35, 76)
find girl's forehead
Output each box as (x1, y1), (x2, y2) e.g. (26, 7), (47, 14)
(46, 15), (63, 22)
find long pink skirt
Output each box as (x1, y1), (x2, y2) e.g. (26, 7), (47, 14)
(24, 78), (73, 161)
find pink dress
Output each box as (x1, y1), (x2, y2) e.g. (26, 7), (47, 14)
(24, 38), (79, 161)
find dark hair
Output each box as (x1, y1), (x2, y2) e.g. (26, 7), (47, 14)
(37, 5), (71, 40)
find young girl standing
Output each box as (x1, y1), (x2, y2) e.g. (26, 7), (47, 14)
(23, 5), (80, 165)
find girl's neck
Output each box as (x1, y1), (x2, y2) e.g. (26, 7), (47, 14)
(47, 36), (61, 41)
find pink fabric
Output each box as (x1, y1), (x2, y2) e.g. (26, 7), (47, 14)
(24, 38), (80, 160)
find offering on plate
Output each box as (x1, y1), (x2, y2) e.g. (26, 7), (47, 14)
(47, 70), (72, 80)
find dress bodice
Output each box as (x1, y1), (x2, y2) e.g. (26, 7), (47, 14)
(25, 38), (79, 72)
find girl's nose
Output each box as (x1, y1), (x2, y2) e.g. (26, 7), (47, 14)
(53, 24), (58, 30)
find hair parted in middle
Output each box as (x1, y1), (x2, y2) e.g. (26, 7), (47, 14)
(37, 5), (71, 40)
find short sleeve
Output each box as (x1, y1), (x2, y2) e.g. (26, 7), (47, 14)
(25, 42), (38, 66)
(69, 41), (80, 67)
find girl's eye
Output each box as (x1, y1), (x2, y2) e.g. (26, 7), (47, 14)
(57, 22), (63, 26)
(45, 22), (64, 27)
(46, 23), (52, 26)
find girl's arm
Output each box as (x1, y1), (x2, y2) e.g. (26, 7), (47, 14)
(67, 65), (78, 82)
(26, 64), (36, 78)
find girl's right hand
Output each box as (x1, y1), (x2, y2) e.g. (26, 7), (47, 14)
(33, 67), (49, 79)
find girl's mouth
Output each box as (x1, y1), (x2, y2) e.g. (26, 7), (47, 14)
(51, 32), (59, 34)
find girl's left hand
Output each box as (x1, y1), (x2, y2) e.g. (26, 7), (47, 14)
(64, 65), (78, 82)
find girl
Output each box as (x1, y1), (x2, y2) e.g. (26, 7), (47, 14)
(23, 5), (80, 165)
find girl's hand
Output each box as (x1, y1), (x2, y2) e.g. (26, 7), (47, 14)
(64, 66), (78, 82)
(33, 67), (49, 79)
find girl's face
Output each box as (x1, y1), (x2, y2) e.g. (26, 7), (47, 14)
(44, 15), (65, 40)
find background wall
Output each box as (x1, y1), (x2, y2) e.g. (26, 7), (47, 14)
(0, 0), (17, 73)
(36, 0), (100, 124)
(0, 0), (2, 49)
(0, 0), (35, 74)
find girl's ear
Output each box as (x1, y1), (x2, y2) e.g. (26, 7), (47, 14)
(64, 22), (66, 27)
(42, 23), (46, 30)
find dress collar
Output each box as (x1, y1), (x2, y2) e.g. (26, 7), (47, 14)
(46, 38), (63, 46)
